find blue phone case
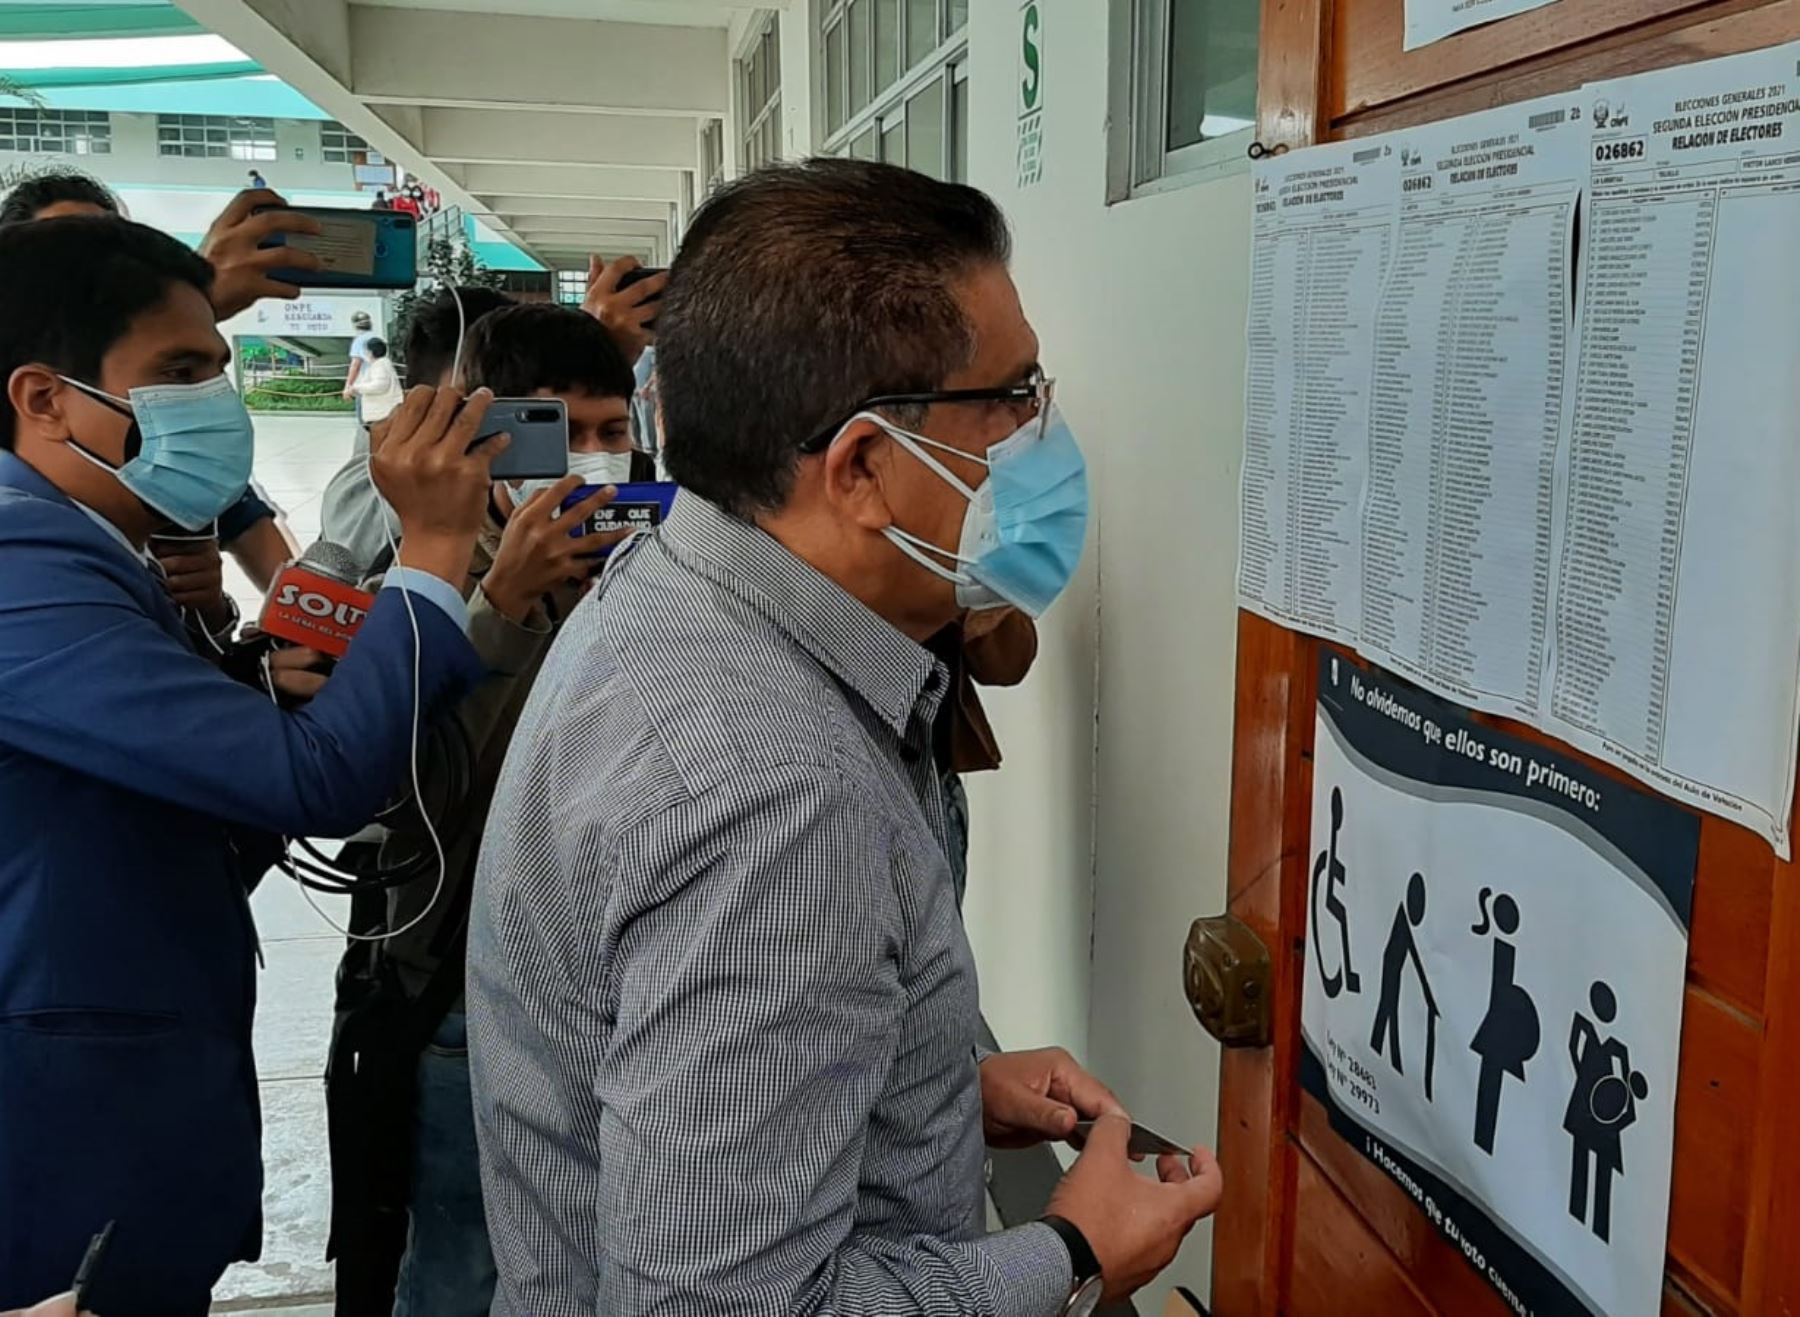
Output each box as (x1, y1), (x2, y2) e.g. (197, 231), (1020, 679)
(563, 481), (678, 553)
(256, 206), (418, 289)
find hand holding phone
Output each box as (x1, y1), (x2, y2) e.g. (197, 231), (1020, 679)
(252, 203), (418, 291)
(583, 255), (667, 355)
(201, 190), (325, 318)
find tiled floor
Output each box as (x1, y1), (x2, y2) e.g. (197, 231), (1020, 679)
(213, 413), (359, 1312)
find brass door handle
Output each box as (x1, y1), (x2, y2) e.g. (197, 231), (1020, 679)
(1183, 914), (1272, 1048)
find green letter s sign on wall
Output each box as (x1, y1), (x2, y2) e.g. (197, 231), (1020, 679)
(1015, 0), (1044, 188)
(1019, 2), (1042, 116)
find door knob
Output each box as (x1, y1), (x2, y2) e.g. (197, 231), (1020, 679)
(1183, 914), (1272, 1048)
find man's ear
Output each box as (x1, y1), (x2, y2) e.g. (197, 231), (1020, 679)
(7, 365), (74, 445)
(820, 417), (897, 532)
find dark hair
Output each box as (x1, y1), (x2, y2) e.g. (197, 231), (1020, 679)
(399, 285), (512, 388)
(656, 159), (1011, 517)
(0, 171), (120, 226)
(0, 216), (214, 449)
(366, 337), (388, 358)
(461, 302), (634, 401)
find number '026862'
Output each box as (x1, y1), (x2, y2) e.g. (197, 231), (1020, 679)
(1595, 139), (1646, 162)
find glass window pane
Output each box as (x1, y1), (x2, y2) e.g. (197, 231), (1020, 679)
(882, 117), (905, 164)
(849, 0), (871, 114)
(765, 27), (779, 93)
(765, 112), (780, 163)
(1166, 0), (1259, 151)
(852, 125), (879, 160)
(826, 20), (846, 133)
(874, 0), (899, 96)
(952, 73), (968, 182)
(906, 77), (945, 179)
(947, 0), (967, 35)
(906, 0), (936, 67)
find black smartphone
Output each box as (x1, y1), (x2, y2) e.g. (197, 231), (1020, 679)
(477, 398), (570, 480)
(72, 1219), (114, 1311)
(617, 266), (666, 297)
(1070, 1119), (1189, 1158)
(255, 205), (417, 289)
(617, 265), (666, 329)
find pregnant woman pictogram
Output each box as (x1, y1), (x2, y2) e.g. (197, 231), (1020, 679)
(1469, 887), (1539, 1155)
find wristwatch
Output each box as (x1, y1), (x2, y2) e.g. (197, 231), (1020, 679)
(1041, 1215), (1105, 1316)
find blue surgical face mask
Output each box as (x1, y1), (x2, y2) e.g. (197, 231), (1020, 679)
(871, 403), (1090, 618)
(59, 374), (255, 531)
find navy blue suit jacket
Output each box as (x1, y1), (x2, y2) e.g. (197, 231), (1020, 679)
(0, 453), (485, 1314)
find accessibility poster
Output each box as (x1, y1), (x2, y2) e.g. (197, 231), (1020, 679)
(1303, 651), (1699, 1316)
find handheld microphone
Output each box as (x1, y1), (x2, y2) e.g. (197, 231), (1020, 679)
(258, 540), (375, 657)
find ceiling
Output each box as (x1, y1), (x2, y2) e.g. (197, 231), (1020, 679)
(354, 0), (748, 24)
(177, 0), (771, 269)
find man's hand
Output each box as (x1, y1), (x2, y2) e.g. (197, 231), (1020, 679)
(980, 1047), (1125, 1148)
(582, 254), (666, 363)
(151, 535), (232, 628)
(266, 645), (331, 705)
(1045, 1113), (1224, 1302)
(370, 385), (505, 588)
(483, 475), (627, 623)
(198, 189), (323, 319)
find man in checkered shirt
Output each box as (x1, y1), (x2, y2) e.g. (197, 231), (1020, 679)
(469, 159), (1221, 1317)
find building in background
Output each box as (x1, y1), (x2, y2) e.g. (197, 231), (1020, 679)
(0, 7), (547, 406)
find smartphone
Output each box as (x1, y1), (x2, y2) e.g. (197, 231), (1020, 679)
(72, 1219), (115, 1310)
(478, 398), (570, 480)
(563, 481), (677, 555)
(1071, 1119), (1189, 1159)
(255, 205), (417, 289)
(617, 265), (666, 328)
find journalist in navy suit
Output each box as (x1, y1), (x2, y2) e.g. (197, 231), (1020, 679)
(0, 216), (501, 1314)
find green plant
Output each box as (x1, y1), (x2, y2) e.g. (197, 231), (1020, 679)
(0, 75), (45, 109)
(387, 222), (508, 370)
(243, 371), (354, 414)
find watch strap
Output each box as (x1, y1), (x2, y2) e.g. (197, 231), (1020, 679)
(1041, 1214), (1103, 1288)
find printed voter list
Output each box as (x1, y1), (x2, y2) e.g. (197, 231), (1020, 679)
(1238, 41), (1800, 856)
(1304, 651), (1698, 1317)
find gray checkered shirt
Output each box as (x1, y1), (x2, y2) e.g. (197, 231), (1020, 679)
(468, 495), (1072, 1316)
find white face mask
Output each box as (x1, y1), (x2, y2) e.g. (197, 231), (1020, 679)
(512, 449), (635, 504)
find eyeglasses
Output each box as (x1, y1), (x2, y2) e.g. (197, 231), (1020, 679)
(798, 370), (1055, 454)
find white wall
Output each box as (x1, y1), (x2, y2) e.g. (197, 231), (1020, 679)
(957, 0), (1250, 1297)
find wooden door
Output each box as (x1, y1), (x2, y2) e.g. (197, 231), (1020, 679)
(1213, 2), (1800, 1314)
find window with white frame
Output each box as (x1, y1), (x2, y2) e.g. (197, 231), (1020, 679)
(820, 0), (969, 183)
(701, 119), (725, 195)
(556, 270), (587, 305)
(1109, 0), (1257, 199)
(157, 114), (277, 161)
(0, 108), (111, 156)
(738, 14), (782, 173)
(320, 120), (371, 164)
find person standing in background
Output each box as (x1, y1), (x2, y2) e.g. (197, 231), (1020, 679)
(247, 168), (268, 190)
(349, 337), (406, 424)
(582, 253), (667, 463)
(343, 310), (377, 416)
